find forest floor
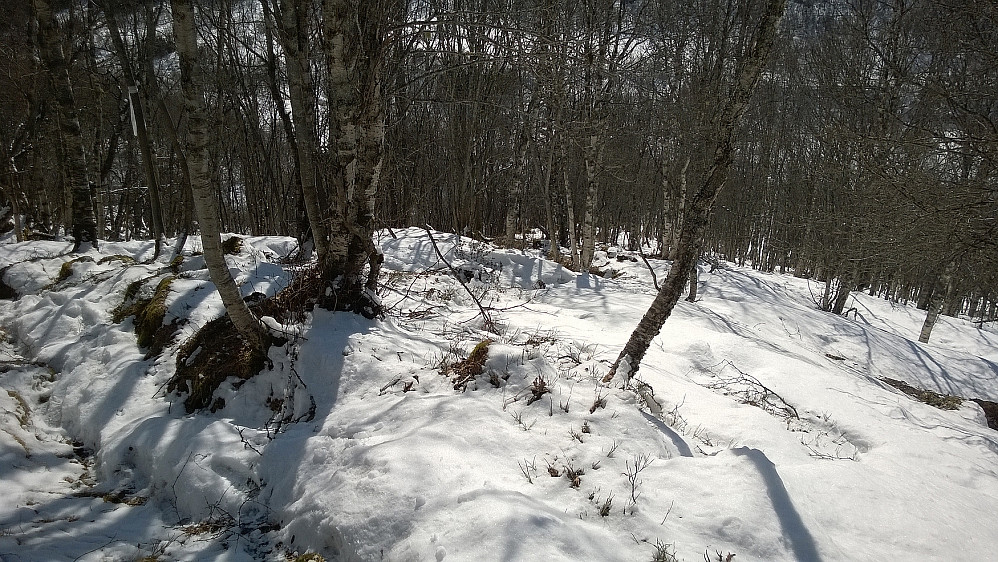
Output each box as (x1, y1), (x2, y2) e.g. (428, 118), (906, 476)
(1, 228), (997, 561)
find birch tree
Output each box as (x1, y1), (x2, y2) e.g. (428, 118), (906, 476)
(604, 0), (787, 384)
(171, 0), (269, 350)
(32, 0), (99, 251)
(315, 0), (394, 317)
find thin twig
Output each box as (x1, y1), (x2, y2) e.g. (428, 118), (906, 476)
(423, 225), (495, 332)
(637, 244), (660, 291)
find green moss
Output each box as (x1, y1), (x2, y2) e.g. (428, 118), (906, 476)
(57, 261), (75, 282)
(113, 275), (180, 356)
(55, 256), (95, 284)
(124, 279), (145, 302)
(167, 315), (269, 413)
(97, 254), (136, 266)
(292, 554), (325, 562)
(169, 254), (184, 274)
(135, 276), (177, 352)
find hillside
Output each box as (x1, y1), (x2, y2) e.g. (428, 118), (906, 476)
(1, 229), (997, 561)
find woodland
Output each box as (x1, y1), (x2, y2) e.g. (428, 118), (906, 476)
(2, 0), (996, 354)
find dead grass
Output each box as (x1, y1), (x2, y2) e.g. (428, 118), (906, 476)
(882, 377), (963, 410)
(253, 264), (326, 325)
(167, 315), (269, 413)
(7, 390), (30, 428)
(443, 340), (491, 391)
(222, 236), (244, 255)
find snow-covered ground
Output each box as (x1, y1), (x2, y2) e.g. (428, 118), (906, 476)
(1, 228), (996, 561)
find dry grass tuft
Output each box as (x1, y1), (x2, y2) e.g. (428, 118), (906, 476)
(882, 377), (962, 410)
(443, 340), (491, 391)
(167, 315), (269, 413)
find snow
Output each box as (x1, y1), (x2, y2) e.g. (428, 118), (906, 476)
(1, 227), (997, 561)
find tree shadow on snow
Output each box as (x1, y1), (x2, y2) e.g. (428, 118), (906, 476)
(732, 447), (822, 562)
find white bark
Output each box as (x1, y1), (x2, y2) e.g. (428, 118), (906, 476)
(172, 0), (267, 349)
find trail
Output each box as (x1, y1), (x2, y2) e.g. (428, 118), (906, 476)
(0, 332), (270, 561)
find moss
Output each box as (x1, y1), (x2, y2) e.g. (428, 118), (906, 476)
(124, 279), (145, 302)
(222, 236), (243, 255)
(292, 554), (326, 562)
(55, 256), (95, 283)
(97, 254), (136, 266)
(167, 315), (269, 413)
(57, 261), (75, 282)
(112, 275), (180, 356)
(135, 276), (178, 354)
(169, 254), (184, 274)
(882, 377), (963, 410)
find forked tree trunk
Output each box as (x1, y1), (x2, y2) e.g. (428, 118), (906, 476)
(33, 0), (99, 251)
(604, 0), (786, 384)
(171, 0), (268, 350)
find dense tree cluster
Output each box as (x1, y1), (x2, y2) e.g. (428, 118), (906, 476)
(2, 0), (996, 338)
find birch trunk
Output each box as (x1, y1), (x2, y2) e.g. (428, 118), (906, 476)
(579, 133), (602, 269)
(33, 0), (99, 251)
(319, 0), (386, 317)
(277, 0), (330, 263)
(605, 0), (786, 384)
(669, 157), (690, 261)
(171, 0), (268, 350)
(919, 261), (957, 343)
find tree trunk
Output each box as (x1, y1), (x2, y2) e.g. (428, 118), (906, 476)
(669, 156), (690, 261)
(318, 0), (386, 317)
(171, 0), (268, 350)
(604, 0), (786, 384)
(919, 261), (957, 344)
(686, 252), (700, 302)
(275, 0), (330, 265)
(33, 0), (99, 251)
(579, 133), (602, 269)
(102, 2), (166, 258)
